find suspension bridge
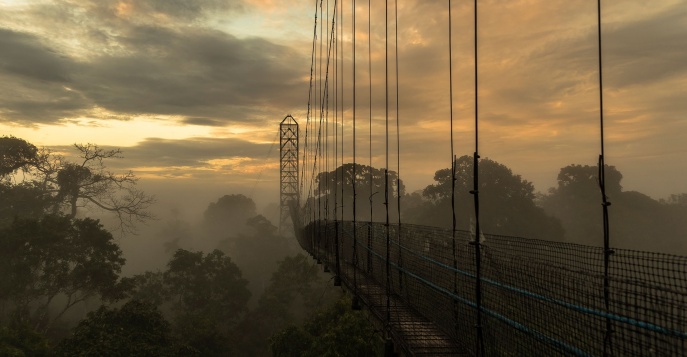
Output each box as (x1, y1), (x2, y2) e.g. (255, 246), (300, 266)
(280, 1), (687, 356)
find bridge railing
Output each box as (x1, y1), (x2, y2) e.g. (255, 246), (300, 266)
(299, 220), (687, 357)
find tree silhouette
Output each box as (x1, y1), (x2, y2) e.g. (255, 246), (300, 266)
(0, 215), (130, 332)
(312, 163), (404, 222)
(406, 155), (565, 241)
(0, 137), (154, 234)
(541, 163), (686, 252)
(55, 300), (195, 356)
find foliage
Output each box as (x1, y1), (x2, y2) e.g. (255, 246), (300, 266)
(0, 323), (52, 357)
(163, 249), (250, 323)
(231, 254), (339, 356)
(314, 163), (404, 222)
(0, 136), (39, 177)
(269, 296), (383, 357)
(0, 181), (54, 228)
(541, 164), (686, 252)
(221, 214), (298, 302)
(128, 271), (168, 307)
(55, 300), (196, 356)
(0, 215), (129, 332)
(143, 249), (251, 356)
(202, 194), (257, 238)
(405, 156), (565, 241)
(0, 137), (154, 234)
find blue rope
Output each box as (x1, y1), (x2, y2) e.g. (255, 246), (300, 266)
(387, 236), (687, 339)
(336, 223), (687, 344)
(349, 233), (591, 357)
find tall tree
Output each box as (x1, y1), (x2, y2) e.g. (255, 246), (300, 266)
(0, 137), (154, 234)
(232, 254), (340, 356)
(221, 214), (298, 301)
(55, 300), (196, 356)
(201, 194), (257, 241)
(0, 136), (39, 176)
(0, 215), (130, 332)
(162, 249), (251, 356)
(313, 163), (404, 222)
(541, 164), (685, 252)
(406, 155), (565, 241)
(269, 296), (382, 357)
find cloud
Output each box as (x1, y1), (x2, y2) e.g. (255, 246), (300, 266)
(0, 28), (71, 83)
(113, 136), (275, 171)
(71, 26), (306, 121)
(0, 28), (94, 124)
(182, 117), (226, 127)
(0, 1), (308, 127)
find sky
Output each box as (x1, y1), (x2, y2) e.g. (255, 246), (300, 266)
(1, 0), (686, 217)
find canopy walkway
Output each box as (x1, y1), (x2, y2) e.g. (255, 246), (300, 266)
(289, 0), (687, 355)
(296, 220), (687, 356)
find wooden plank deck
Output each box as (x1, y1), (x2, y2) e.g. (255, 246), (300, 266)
(334, 263), (471, 356)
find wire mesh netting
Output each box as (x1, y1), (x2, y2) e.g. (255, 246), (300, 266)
(300, 220), (687, 356)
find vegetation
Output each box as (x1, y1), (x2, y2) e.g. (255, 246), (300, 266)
(0, 215), (128, 333)
(2, 135), (686, 356)
(54, 300), (195, 356)
(0, 136), (154, 234)
(402, 156), (565, 241)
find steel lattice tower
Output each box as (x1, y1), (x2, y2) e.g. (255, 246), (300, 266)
(279, 115), (299, 235)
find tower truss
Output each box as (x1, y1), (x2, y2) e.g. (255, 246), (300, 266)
(279, 115), (299, 235)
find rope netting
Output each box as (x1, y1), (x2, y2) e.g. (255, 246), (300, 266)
(299, 220), (687, 356)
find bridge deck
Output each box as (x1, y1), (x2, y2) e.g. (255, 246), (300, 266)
(336, 262), (470, 356)
(301, 220), (687, 356)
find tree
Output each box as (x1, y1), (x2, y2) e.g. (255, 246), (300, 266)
(162, 249), (251, 356)
(0, 137), (154, 234)
(221, 215), (298, 300)
(201, 194), (257, 241)
(0, 215), (130, 332)
(313, 163), (404, 222)
(0, 181), (54, 228)
(269, 296), (383, 357)
(406, 155), (565, 241)
(541, 164), (685, 252)
(231, 254), (340, 356)
(0, 136), (38, 177)
(55, 300), (196, 356)
(0, 322), (51, 357)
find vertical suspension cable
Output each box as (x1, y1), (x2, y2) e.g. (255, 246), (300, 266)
(338, 0), (345, 285)
(305, 0), (317, 220)
(394, 0), (403, 293)
(448, 0), (459, 337)
(324, 0), (339, 272)
(324, 0), (331, 269)
(305, 0), (319, 241)
(597, 0), (614, 355)
(318, 0), (339, 266)
(334, 0), (341, 287)
(367, 0), (373, 275)
(340, 0), (345, 225)
(352, 0), (361, 310)
(339, 0), (346, 224)
(315, 0), (325, 246)
(471, 0), (485, 355)
(384, 0), (392, 343)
